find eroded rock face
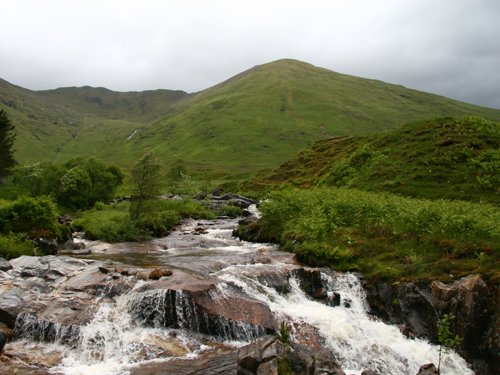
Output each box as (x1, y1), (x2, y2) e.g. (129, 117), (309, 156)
(237, 336), (348, 375)
(365, 275), (497, 375)
(129, 270), (275, 340)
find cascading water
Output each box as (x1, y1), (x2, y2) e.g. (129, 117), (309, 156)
(217, 265), (473, 375)
(4, 207), (474, 374)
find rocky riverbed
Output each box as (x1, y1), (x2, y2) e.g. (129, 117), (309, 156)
(0, 213), (485, 374)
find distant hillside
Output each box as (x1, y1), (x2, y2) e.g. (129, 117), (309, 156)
(2, 59), (500, 175)
(243, 117), (500, 204)
(37, 86), (189, 122)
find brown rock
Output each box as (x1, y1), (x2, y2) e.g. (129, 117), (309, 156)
(148, 268), (173, 280)
(416, 363), (438, 375)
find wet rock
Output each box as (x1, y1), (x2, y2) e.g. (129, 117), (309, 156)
(292, 268), (323, 297)
(34, 238), (58, 255)
(416, 363), (438, 375)
(431, 275), (493, 355)
(284, 342), (345, 375)
(0, 288), (27, 327)
(312, 287), (328, 300)
(327, 292), (341, 307)
(0, 331), (6, 354)
(130, 272), (275, 340)
(0, 258), (12, 271)
(148, 268), (173, 280)
(10, 256), (89, 280)
(365, 275), (497, 374)
(365, 281), (438, 339)
(237, 336), (278, 375)
(211, 194), (258, 209)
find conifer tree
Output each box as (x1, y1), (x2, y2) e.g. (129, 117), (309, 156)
(0, 110), (16, 183)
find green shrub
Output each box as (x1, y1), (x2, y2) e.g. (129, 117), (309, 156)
(0, 233), (34, 259)
(253, 187), (499, 280)
(0, 196), (59, 238)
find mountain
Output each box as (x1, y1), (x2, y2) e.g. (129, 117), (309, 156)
(242, 116), (500, 204)
(2, 59), (500, 176)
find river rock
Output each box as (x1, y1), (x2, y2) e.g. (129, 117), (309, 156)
(283, 342), (346, 375)
(130, 270), (275, 340)
(148, 268), (173, 280)
(365, 275), (497, 374)
(0, 288), (27, 327)
(0, 331), (6, 354)
(237, 336), (278, 375)
(34, 238), (58, 255)
(431, 275), (494, 362)
(0, 258), (12, 271)
(415, 363), (438, 375)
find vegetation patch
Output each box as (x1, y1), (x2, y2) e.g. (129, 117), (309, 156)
(238, 188), (499, 282)
(244, 117), (500, 204)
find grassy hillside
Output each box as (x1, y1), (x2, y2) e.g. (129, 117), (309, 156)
(3, 59), (500, 176)
(243, 116), (500, 204)
(37, 86), (189, 122)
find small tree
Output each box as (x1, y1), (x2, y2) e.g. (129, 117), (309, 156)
(437, 313), (463, 374)
(0, 109), (17, 183)
(130, 152), (163, 221)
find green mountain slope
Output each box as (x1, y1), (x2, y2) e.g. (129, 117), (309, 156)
(243, 116), (500, 204)
(2, 59), (500, 175)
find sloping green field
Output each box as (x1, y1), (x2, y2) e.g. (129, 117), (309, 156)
(2, 59), (500, 176)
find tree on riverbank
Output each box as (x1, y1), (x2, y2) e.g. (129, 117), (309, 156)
(0, 110), (17, 183)
(129, 152), (163, 221)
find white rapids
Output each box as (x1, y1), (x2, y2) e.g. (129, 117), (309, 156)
(217, 266), (473, 375)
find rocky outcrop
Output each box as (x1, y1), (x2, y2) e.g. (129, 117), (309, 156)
(238, 337), (346, 375)
(365, 275), (497, 374)
(129, 271), (275, 341)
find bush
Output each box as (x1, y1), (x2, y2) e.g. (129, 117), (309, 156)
(0, 196), (60, 238)
(0, 233), (34, 259)
(13, 158), (123, 210)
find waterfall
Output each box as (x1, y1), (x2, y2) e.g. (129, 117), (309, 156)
(217, 265), (473, 375)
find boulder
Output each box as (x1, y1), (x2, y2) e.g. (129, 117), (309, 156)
(148, 268), (173, 280)
(237, 336), (278, 375)
(431, 275), (494, 364)
(0, 258), (12, 272)
(416, 363), (438, 375)
(283, 342), (345, 375)
(129, 271), (275, 341)
(34, 238), (58, 255)
(361, 370), (380, 375)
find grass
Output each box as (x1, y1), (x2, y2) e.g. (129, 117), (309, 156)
(243, 116), (500, 204)
(3, 59), (500, 178)
(236, 188), (499, 283)
(73, 199), (218, 242)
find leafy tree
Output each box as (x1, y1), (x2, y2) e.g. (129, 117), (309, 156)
(437, 313), (463, 374)
(58, 166), (92, 209)
(0, 110), (17, 183)
(129, 152), (163, 221)
(13, 162), (45, 196)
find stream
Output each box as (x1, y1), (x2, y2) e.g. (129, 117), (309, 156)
(0, 208), (473, 375)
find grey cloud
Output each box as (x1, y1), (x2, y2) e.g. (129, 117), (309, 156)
(0, 0), (499, 108)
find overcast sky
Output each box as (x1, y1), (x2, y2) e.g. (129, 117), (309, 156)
(1, 0), (499, 109)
